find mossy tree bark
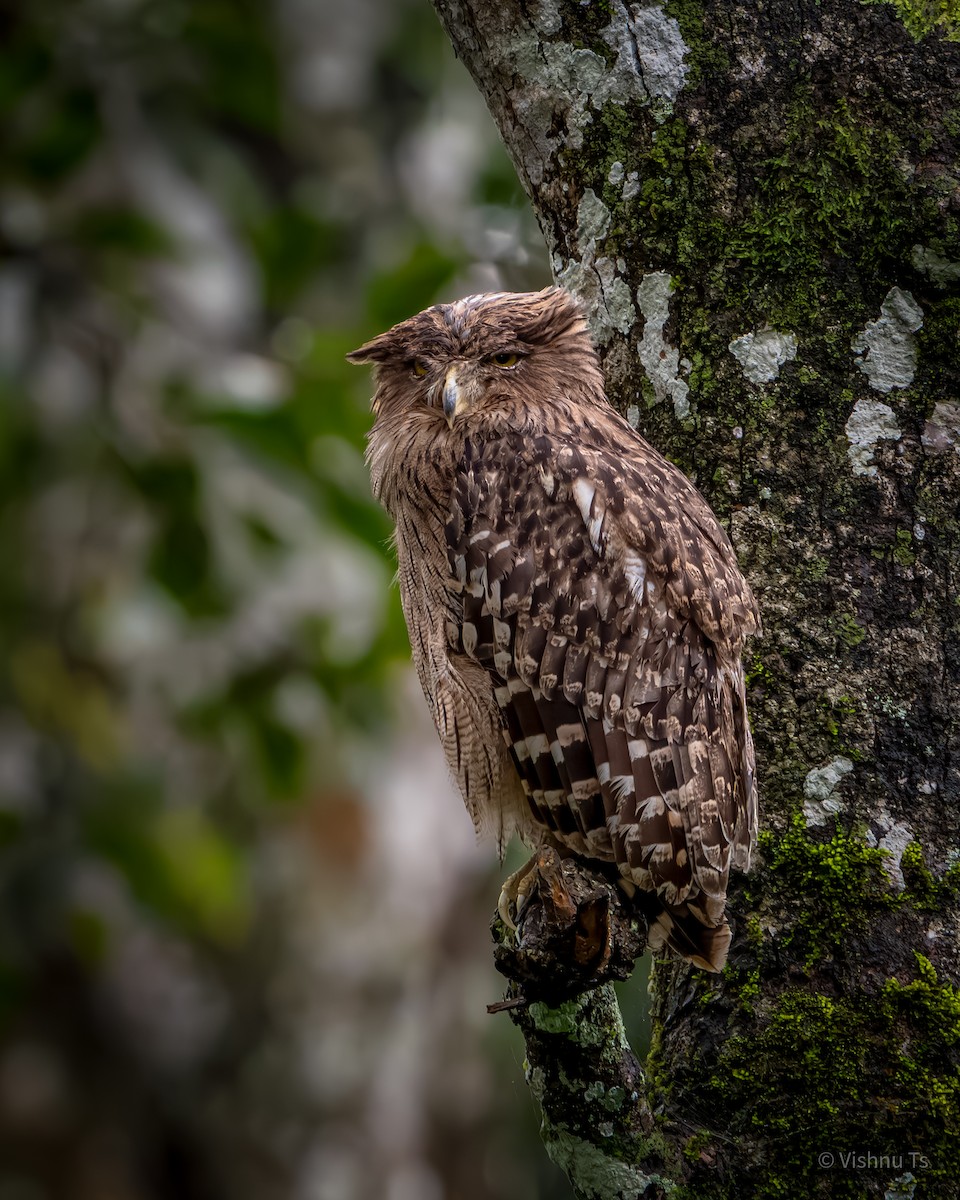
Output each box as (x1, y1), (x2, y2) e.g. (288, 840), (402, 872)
(430, 1), (960, 1197)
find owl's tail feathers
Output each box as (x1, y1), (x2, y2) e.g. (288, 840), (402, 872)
(647, 903), (732, 972)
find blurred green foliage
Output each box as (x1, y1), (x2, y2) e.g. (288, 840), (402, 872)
(0, 0), (548, 1195)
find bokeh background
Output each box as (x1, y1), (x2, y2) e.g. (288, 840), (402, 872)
(0, 2), (651, 1197)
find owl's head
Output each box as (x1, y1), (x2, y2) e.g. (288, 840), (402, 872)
(347, 287), (601, 425)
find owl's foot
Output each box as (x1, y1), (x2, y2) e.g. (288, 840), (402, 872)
(491, 850), (648, 1001)
(497, 855), (542, 931)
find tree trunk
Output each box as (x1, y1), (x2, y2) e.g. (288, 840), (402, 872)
(430, 1), (960, 1196)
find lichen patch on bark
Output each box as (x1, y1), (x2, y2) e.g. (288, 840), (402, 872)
(636, 272), (691, 419)
(851, 287), (923, 392)
(729, 327), (799, 383)
(598, 3), (690, 110)
(867, 809), (918, 890)
(844, 396), (903, 476)
(803, 756), (855, 826)
(911, 243), (960, 288)
(554, 190), (637, 346)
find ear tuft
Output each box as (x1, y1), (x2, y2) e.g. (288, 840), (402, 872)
(346, 330), (397, 365)
(515, 287), (589, 347)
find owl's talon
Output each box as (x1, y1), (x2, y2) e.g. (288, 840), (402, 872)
(497, 888), (518, 932)
(497, 855), (540, 933)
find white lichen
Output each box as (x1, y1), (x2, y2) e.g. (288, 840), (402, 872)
(596, 4), (689, 108)
(635, 272), (690, 419)
(803, 757), (854, 826)
(595, 260), (635, 331)
(510, 5), (690, 343)
(557, 191), (637, 345)
(576, 188), (611, 245)
(851, 287), (923, 393)
(535, 0), (563, 36)
(729, 327), (798, 383)
(885, 1172), (918, 1200)
(546, 1132), (677, 1199)
(498, 0), (689, 187)
(734, 46), (767, 80)
(865, 809), (915, 891)
(502, 39), (602, 182)
(845, 398), (902, 478)
(911, 244), (960, 289)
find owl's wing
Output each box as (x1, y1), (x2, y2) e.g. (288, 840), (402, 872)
(445, 429), (758, 968)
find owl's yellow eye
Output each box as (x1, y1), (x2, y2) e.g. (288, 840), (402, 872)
(411, 359), (429, 378)
(490, 352), (519, 368)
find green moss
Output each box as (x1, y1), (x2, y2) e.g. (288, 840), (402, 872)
(528, 997), (589, 1039)
(917, 297), (960, 393)
(687, 817), (960, 1196)
(862, 0), (960, 41)
(702, 960), (960, 1198)
(902, 844), (936, 902)
(726, 915), (764, 1011)
(681, 1128), (714, 1164)
(881, 953), (960, 1124)
(566, 0), (957, 497)
(759, 814), (894, 966)
(686, 350), (717, 402)
(836, 611), (866, 648)
(901, 841), (960, 911)
(818, 695), (860, 745)
(893, 528), (917, 567)
(727, 96), (924, 324)
(720, 990), (866, 1132)
(605, 69), (943, 335)
(663, 0), (733, 89)
(807, 555), (829, 582)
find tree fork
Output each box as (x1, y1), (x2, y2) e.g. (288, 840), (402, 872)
(433, 0), (960, 1195)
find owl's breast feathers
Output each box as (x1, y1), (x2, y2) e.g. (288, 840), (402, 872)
(444, 419), (759, 971)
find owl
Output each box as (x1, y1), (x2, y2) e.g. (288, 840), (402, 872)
(348, 288), (759, 971)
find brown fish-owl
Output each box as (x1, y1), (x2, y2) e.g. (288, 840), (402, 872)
(348, 287), (759, 970)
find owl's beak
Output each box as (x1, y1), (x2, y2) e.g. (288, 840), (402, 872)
(441, 368), (461, 425)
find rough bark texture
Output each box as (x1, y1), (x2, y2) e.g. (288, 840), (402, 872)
(430, 1), (960, 1197)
